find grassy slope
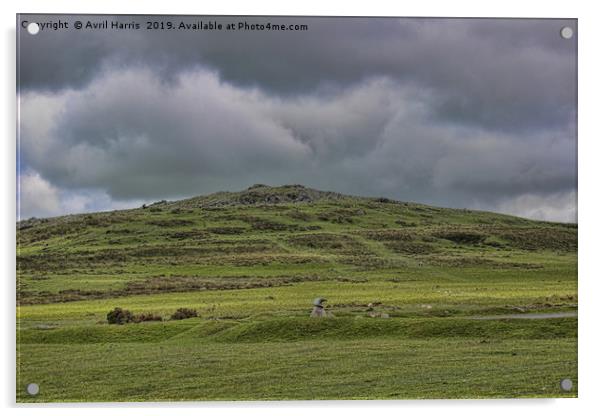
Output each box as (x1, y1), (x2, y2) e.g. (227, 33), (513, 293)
(16, 184), (578, 401)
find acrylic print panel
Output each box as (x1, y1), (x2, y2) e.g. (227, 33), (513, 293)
(16, 15), (577, 402)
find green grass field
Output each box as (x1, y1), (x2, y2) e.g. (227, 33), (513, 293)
(16, 185), (578, 401)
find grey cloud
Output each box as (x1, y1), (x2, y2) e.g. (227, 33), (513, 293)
(485, 190), (577, 223)
(18, 16), (576, 134)
(20, 68), (312, 199)
(18, 169), (148, 219)
(20, 66), (576, 221)
(18, 170), (61, 219)
(17, 16), (577, 221)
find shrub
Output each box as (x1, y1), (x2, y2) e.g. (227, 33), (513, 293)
(395, 219), (417, 227)
(384, 240), (436, 255)
(364, 230), (414, 241)
(170, 308), (198, 320)
(206, 226), (246, 235)
(434, 231), (486, 245)
(287, 210), (313, 222)
(107, 307), (134, 325)
(147, 219), (194, 227)
(132, 312), (163, 323)
(316, 209), (357, 224)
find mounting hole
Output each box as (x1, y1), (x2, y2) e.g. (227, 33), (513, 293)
(27, 22), (40, 35)
(560, 26), (574, 40)
(560, 378), (573, 391)
(26, 383), (39, 396)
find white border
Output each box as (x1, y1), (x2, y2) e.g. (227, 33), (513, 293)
(3, 1), (601, 415)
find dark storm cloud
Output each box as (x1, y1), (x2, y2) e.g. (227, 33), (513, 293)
(17, 16), (577, 221)
(19, 16), (576, 133)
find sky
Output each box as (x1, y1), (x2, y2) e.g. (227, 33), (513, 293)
(17, 16), (577, 222)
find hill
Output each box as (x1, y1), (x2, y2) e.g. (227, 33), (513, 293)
(17, 184), (576, 306)
(16, 184), (577, 401)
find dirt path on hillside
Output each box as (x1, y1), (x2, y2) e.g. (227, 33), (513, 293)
(470, 311), (577, 320)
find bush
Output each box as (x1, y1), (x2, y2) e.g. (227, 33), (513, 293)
(395, 219), (417, 227)
(170, 308), (198, 320)
(107, 307), (134, 325)
(132, 312), (163, 323)
(375, 197), (392, 203)
(434, 231), (486, 245)
(107, 308), (164, 324)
